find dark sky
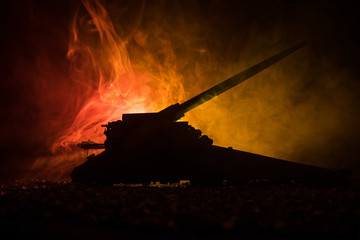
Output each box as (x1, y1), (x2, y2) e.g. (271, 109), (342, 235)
(0, 0), (359, 182)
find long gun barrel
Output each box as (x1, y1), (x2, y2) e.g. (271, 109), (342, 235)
(159, 41), (307, 121)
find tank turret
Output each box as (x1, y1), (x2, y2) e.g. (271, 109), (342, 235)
(71, 41), (350, 185)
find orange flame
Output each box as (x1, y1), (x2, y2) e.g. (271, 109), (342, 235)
(53, 0), (185, 151)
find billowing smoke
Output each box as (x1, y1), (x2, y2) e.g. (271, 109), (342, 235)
(1, 0), (359, 181)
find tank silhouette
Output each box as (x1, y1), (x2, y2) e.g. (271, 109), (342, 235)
(71, 41), (350, 185)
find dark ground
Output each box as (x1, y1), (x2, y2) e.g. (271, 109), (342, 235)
(1, 178), (359, 239)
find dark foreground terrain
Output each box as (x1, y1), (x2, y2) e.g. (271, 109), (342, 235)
(1, 178), (360, 239)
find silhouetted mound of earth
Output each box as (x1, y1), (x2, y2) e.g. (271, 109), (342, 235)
(1, 178), (360, 239)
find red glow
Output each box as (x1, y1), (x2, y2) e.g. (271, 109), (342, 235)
(52, 0), (185, 152)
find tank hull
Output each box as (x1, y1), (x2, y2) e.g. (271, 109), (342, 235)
(71, 145), (348, 185)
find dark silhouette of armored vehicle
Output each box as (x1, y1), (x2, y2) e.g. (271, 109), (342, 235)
(71, 41), (350, 185)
